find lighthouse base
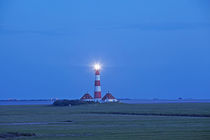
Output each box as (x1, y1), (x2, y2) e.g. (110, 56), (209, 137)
(94, 98), (102, 102)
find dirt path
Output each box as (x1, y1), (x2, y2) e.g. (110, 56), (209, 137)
(0, 121), (72, 126)
(87, 112), (210, 117)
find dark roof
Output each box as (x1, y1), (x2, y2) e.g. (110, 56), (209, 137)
(80, 93), (93, 100)
(102, 93), (116, 100)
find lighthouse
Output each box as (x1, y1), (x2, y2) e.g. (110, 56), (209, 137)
(80, 63), (118, 103)
(94, 64), (101, 102)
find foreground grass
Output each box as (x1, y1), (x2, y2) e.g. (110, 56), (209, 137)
(0, 103), (210, 140)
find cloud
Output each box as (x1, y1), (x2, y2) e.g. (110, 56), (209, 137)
(0, 25), (66, 36)
(97, 22), (210, 31)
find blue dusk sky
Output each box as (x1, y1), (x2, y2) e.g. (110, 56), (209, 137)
(0, 0), (210, 99)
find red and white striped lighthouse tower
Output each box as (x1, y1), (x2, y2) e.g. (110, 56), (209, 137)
(94, 64), (101, 102)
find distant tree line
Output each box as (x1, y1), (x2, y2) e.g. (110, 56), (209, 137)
(53, 99), (96, 106)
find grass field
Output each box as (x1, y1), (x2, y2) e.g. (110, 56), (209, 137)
(0, 103), (210, 140)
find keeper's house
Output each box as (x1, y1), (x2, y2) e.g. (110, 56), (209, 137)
(102, 92), (118, 102)
(80, 93), (93, 101)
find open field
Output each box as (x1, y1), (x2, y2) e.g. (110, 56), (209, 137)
(0, 103), (210, 140)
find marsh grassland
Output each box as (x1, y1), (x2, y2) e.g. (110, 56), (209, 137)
(0, 103), (210, 140)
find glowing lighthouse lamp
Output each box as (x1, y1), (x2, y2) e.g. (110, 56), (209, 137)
(94, 64), (101, 71)
(93, 63), (102, 102)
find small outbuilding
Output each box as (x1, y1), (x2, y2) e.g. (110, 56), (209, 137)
(102, 92), (118, 102)
(80, 93), (93, 101)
